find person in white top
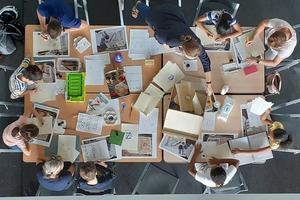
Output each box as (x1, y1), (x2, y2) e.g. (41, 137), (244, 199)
(188, 143), (240, 188)
(246, 18), (297, 67)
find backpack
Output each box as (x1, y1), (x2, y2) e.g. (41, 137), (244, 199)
(266, 72), (282, 94)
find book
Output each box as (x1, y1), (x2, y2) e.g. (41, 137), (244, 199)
(228, 132), (273, 165)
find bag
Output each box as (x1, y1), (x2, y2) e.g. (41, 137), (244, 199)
(0, 5), (18, 23)
(266, 72), (282, 94)
(0, 22), (16, 55)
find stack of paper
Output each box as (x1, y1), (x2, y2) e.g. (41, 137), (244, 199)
(124, 66), (143, 92)
(85, 58), (105, 85)
(58, 135), (80, 163)
(128, 29), (173, 60)
(250, 97), (273, 115)
(76, 113), (103, 134)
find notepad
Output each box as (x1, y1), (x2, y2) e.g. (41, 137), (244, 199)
(109, 130), (125, 145)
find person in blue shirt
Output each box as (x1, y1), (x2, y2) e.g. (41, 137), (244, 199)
(196, 10), (242, 42)
(37, 0), (87, 40)
(132, 1), (213, 93)
(78, 161), (116, 194)
(36, 156), (75, 192)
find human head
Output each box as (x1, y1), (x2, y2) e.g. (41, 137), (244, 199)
(216, 12), (233, 36)
(12, 124), (39, 142)
(210, 166), (227, 187)
(267, 31), (287, 48)
(22, 65), (43, 81)
(180, 35), (201, 59)
(43, 156), (64, 179)
(47, 17), (62, 39)
(270, 128), (292, 148)
(79, 162), (97, 182)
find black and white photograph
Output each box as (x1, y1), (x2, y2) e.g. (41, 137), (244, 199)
(201, 132), (238, 145)
(90, 26), (128, 53)
(35, 60), (56, 83)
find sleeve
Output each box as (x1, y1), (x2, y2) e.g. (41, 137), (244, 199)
(18, 115), (29, 125)
(205, 11), (213, 22)
(37, 3), (49, 18)
(198, 46), (211, 72)
(228, 14), (237, 26)
(20, 58), (30, 68)
(223, 165), (237, 185)
(60, 171), (74, 190)
(16, 139), (27, 150)
(267, 18), (282, 28)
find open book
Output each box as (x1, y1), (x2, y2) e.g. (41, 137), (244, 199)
(228, 132), (273, 165)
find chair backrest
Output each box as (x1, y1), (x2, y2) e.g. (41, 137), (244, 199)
(208, 170), (248, 194)
(132, 163), (179, 194)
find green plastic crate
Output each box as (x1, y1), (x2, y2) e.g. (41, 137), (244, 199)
(66, 72), (86, 102)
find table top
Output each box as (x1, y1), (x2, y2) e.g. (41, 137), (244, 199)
(163, 47), (265, 94)
(163, 94), (263, 163)
(24, 25), (163, 163)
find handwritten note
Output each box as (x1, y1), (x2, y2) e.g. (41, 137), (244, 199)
(202, 112), (217, 131)
(76, 113), (103, 134)
(124, 66), (143, 92)
(81, 138), (110, 162)
(139, 108), (159, 134)
(121, 124), (139, 152)
(85, 59), (105, 85)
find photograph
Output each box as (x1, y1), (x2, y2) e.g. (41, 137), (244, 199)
(56, 57), (81, 72)
(90, 26), (128, 53)
(159, 134), (195, 162)
(122, 134), (153, 157)
(105, 69), (130, 99)
(31, 103), (59, 147)
(35, 60), (56, 83)
(201, 132), (238, 145)
(33, 32), (69, 57)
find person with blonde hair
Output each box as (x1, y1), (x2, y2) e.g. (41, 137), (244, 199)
(36, 156), (75, 191)
(246, 18), (297, 67)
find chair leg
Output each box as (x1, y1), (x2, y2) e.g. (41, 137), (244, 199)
(192, 0), (204, 26)
(118, 0), (125, 26)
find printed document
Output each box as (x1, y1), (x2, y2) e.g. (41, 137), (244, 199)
(76, 113), (103, 134)
(139, 108), (159, 134)
(85, 59), (105, 85)
(124, 66), (143, 92)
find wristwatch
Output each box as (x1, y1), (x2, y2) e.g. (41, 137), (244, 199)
(206, 81), (211, 84)
(256, 58), (260, 64)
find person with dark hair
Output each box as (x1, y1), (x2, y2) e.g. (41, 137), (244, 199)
(196, 10), (242, 42)
(36, 156), (75, 192)
(246, 18), (297, 67)
(131, 1), (213, 94)
(9, 58), (43, 99)
(78, 161), (116, 194)
(188, 143), (240, 187)
(2, 109), (41, 155)
(37, 0), (88, 40)
(232, 109), (292, 155)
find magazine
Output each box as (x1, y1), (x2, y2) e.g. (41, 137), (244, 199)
(105, 69), (130, 99)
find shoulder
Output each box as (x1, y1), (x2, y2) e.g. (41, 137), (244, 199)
(223, 165), (237, 185)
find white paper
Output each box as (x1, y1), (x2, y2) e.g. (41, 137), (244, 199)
(31, 83), (56, 103)
(121, 124), (139, 152)
(75, 37), (91, 53)
(201, 141), (217, 159)
(81, 139), (110, 162)
(76, 113), (103, 135)
(57, 135), (79, 163)
(250, 97), (273, 115)
(124, 66), (143, 92)
(247, 103), (265, 127)
(53, 119), (66, 134)
(139, 108), (159, 134)
(201, 112), (217, 131)
(85, 59), (105, 85)
(28, 116), (53, 135)
(153, 61), (185, 92)
(55, 79), (66, 95)
(183, 59), (198, 71)
(85, 53), (111, 65)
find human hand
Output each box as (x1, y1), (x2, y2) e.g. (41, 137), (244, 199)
(194, 143), (203, 153)
(206, 83), (213, 96)
(231, 148), (241, 154)
(246, 57), (257, 65)
(208, 157), (219, 165)
(40, 30), (49, 41)
(215, 36), (226, 43)
(206, 31), (214, 39)
(96, 160), (108, 168)
(245, 36), (254, 46)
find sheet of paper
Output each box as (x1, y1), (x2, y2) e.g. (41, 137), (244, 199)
(153, 61), (185, 92)
(250, 97), (273, 115)
(129, 29), (149, 59)
(228, 137), (253, 165)
(85, 59), (105, 85)
(202, 111), (217, 131)
(31, 83), (56, 103)
(192, 26), (219, 46)
(201, 141), (217, 159)
(246, 103), (265, 127)
(58, 135), (79, 163)
(53, 119), (66, 134)
(121, 123), (139, 152)
(55, 79), (66, 95)
(124, 66), (143, 92)
(81, 139), (110, 162)
(103, 98), (121, 126)
(183, 59), (198, 71)
(139, 108), (159, 134)
(249, 132), (273, 162)
(28, 116), (53, 135)
(85, 53), (111, 65)
(76, 113), (103, 135)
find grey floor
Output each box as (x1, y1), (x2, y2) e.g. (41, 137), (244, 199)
(1, 0), (300, 196)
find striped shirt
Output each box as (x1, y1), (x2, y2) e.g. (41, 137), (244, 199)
(205, 10), (236, 26)
(9, 58), (30, 99)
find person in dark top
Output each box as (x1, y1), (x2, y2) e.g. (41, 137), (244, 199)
(36, 156), (75, 192)
(78, 161), (116, 194)
(132, 1), (213, 93)
(37, 0), (87, 40)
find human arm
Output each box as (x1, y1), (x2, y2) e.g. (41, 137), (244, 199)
(21, 143), (31, 156)
(246, 55), (283, 67)
(231, 146), (271, 155)
(36, 9), (49, 40)
(196, 15), (214, 38)
(208, 157), (240, 168)
(260, 108), (273, 125)
(198, 47), (213, 94)
(188, 143), (202, 177)
(246, 19), (269, 46)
